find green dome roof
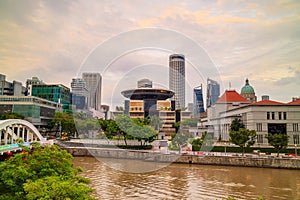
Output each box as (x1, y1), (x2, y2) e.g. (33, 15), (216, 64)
(241, 79), (255, 93)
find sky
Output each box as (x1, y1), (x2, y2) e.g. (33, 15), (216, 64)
(0, 0), (299, 109)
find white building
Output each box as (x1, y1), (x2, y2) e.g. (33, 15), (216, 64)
(206, 90), (300, 145)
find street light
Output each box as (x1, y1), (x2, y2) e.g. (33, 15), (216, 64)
(295, 144), (298, 157)
(224, 142), (227, 156)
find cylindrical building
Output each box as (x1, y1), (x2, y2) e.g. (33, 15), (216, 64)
(169, 54), (185, 109)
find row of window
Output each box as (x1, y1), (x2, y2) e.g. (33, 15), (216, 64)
(257, 134), (300, 144)
(267, 112), (287, 120)
(256, 123), (298, 132)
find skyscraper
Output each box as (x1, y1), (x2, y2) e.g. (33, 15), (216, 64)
(193, 85), (205, 114)
(169, 54), (185, 109)
(71, 78), (89, 109)
(82, 73), (102, 111)
(206, 78), (220, 108)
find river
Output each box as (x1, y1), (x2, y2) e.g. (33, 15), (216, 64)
(73, 157), (300, 200)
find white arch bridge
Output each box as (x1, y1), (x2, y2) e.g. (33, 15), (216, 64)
(0, 119), (45, 153)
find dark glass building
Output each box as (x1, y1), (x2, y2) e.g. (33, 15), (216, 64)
(193, 85), (205, 114)
(206, 78), (220, 108)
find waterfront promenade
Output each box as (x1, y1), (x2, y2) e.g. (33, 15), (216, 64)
(56, 140), (300, 169)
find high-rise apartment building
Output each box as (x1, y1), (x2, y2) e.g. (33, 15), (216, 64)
(169, 54), (185, 109)
(82, 73), (102, 111)
(193, 85), (205, 115)
(206, 78), (220, 108)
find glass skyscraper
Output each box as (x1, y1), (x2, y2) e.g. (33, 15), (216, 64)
(193, 85), (205, 114)
(206, 78), (220, 108)
(169, 54), (185, 109)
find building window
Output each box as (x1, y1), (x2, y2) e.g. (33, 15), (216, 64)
(257, 134), (264, 144)
(256, 123), (262, 132)
(267, 112), (270, 120)
(278, 112), (282, 120)
(283, 112), (287, 120)
(293, 135), (300, 145)
(293, 123), (299, 132)
(272, 112), (275, 120)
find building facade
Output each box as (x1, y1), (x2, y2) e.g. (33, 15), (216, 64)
(0, 96), (62, 126)
(169, 54), (185, 109)
(82, 73), (102, 111)
(25, 77), (45, 96)
(206, 78), (220, 108)
(206, 90), (300, 145)
(71, 78), (89, 110)
(31, 84), (71, 111)
(193, 85), (205, 115)
(0, 74), (26, 96)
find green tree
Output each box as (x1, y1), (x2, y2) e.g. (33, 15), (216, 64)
(173, 121), (181, 133)
(0, 145), (95, 200)
(229, 128), (256, 156)
(230, 118), (245, 131)
(265, 133), (289, 157)
(169, 133), (189, 150)
(191, 132), (213, 151)
(50, 112), (77, 137)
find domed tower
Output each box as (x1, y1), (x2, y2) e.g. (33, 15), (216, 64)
(241, 79), (257, 103)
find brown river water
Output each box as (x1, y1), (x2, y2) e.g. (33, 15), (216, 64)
(73, 157), (300, 200)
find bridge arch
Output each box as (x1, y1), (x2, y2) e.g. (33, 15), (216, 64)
(0, 119), (45, 145)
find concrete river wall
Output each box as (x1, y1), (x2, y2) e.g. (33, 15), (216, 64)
(60, 146), (300, 169)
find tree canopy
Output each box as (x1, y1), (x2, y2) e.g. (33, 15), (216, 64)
(0, 144), (95, 200)
(265, 133), (289, 157)
(229, 128), (256, 156)
(230, 118), (245, 131)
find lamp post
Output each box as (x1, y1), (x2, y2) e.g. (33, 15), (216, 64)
(224, 142), (227, 156)
(295, 144), (297, 157)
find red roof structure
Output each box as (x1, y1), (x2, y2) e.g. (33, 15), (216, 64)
(217, 90), (247, 103)
(287, 99), (300, 105)
(252, 100), (284, 105)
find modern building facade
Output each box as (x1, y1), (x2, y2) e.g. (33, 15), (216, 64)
(206, 78), (220, 108)
(82, 73), (102, 111)
(193, 85), (205, 115)
(25, 77), (45, 96)
(121, 83), (176, 137)
(169, 54), (185, 109)
(0, 96), (62, 126)
(70, 78), (89, 110)
(31, 84), (71, 111)
(0, 74), (26, 96)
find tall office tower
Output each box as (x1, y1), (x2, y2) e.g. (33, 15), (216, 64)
(169, 54), (185, 109)
(71, 78), (89, 109)
(193, 85), (205, 115)
(82, 73), (102, 111)
(206, 78), (220, 108)
(137, 78), (152, 88)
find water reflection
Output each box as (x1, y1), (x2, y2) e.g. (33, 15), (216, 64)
(73, 157), (300, 200)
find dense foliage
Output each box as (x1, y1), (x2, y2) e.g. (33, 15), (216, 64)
(230, 118), (245, 131)
(265, 133), (289, 157)
(0, 144), (95, 200)
(229, 128), (256, 156)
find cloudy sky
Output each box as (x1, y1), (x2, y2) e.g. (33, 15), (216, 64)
(1, 0), (299, 108)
